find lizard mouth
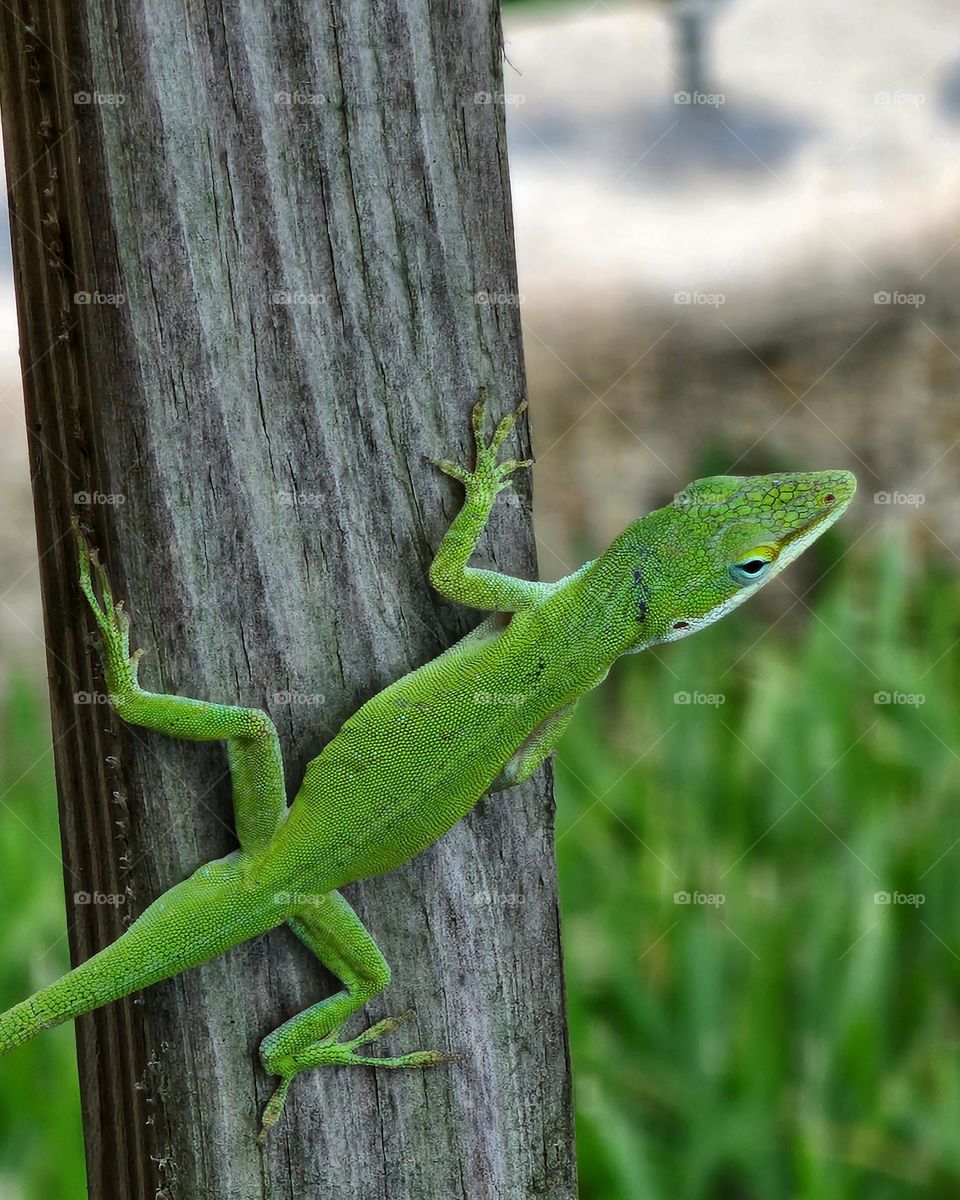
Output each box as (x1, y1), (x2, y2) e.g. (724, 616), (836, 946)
(774, 477), (856, 568)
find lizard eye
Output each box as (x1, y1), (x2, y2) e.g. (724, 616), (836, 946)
(729, 556), (772, 585)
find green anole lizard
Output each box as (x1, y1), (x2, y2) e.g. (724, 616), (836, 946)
(0, 397), (855, 1139)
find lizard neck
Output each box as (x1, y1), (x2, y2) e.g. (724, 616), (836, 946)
(545, 536), (654, 677)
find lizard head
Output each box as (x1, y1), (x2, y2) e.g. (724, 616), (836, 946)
(621, 469), (856, 650)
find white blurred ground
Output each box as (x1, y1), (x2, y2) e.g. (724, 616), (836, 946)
(505, 0), (960, 320)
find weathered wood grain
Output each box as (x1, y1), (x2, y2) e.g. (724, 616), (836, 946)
(0, 2), (577, 1196)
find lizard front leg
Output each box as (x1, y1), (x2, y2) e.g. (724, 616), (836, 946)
(427, 391), (547, 613)
(488, 701), (579, 792)
(258, 890), (453, 1141)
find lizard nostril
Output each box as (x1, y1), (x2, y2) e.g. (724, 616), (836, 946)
(822, 494), (835, 505)
(673, 621), (690, 630)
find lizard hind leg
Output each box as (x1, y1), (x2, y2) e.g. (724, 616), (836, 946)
(258, 890), (454, 1142)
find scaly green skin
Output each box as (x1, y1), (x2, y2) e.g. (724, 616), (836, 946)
(0, 398), (856, 1140)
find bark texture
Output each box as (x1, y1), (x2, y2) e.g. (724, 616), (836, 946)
(0, 2), (576, 1196)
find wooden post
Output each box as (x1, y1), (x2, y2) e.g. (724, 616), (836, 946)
(0, 3), (577, 1196)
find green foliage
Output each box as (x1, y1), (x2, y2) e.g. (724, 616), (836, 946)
(558, 526), (960, 1199)
(0, 678), (85, 1200)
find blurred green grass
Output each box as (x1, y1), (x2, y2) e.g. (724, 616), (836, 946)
(0, 679), (85, 1200)
(559, 525), (960, 1199)
(1, 526), (959, 1198)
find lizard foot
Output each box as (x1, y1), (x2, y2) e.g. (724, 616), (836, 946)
(427, 388), (532, 497)
(258, 1011), (456, 1143)
(73, 518), (144, 696)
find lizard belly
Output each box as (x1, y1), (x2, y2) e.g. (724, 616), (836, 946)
(273, 614), (578, 888)
(278, 697), (553, 888)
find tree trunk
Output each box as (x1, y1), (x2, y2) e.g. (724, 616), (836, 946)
(0, 3), (576, 1197)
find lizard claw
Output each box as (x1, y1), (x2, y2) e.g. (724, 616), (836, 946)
(428, 391), (532, 496)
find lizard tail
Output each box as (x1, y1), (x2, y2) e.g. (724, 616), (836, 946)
(0, 853), (283, 1056)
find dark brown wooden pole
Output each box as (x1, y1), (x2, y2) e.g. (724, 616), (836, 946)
(0, 2), (576, 1196)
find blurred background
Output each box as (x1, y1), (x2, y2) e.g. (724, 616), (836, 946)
(2, 0), (960, 1196)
